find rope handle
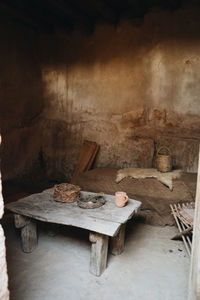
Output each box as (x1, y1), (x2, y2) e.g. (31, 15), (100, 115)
(157, 146), (171, 156)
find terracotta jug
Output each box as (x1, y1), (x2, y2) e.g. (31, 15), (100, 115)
(115, 191), (129, 208)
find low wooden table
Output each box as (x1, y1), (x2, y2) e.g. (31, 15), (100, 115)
(6, 189), (141, 276)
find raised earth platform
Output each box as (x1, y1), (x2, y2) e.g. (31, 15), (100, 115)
(77, 168), (197, 226)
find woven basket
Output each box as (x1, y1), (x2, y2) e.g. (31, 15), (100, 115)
(156, 146), (172, 173)
(54, 183), (81, 203)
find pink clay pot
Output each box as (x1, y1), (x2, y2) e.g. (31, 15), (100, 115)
(115, 191), (129, 208)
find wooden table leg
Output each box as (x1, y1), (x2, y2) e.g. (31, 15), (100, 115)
(110, 223), (126, 255)
(14, 214), (37, 253)
(89, 232), (109, 276)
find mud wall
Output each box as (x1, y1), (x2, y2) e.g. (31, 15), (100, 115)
(1, 2), (200, 184)
(39, 3), (200, 181)
(0, 21), (45, 183)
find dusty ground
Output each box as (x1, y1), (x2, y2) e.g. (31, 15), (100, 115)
(2, 214), (189, 300)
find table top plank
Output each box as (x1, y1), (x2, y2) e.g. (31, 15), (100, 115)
(5, 189), (141, 237)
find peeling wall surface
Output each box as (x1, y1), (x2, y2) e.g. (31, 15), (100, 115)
(1, 2), (200, 183)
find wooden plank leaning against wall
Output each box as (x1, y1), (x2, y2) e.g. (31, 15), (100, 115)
(189, 146), (200, 300)
(0, 136), (9, 300)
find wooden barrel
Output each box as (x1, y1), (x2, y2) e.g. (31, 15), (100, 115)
(156, 146), (172, 172)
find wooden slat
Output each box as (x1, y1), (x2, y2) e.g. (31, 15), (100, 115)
(176, 203), (192, 249)
(170, 204), (191, 256)
(86, 144), (100, 170)
(6, 189), (141, 237)
(171, 226), (193, 240)
(70, 140), (99, 184)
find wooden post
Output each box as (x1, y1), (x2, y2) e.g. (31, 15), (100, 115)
(14, 214), (37, 253)
(21, 220), (37, 253)
(189, 146), (200, 300)
(110, 223), (126, 255)
(14, 215), (37, 253)
(14, 214), (30, 228)
(89, 232), (109, 276)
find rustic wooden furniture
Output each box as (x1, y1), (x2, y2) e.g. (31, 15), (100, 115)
(6, 189), (141, 276)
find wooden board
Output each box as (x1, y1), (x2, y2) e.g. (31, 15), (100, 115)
(5, 189), (141, 237)
(70, 140), (99, 184)
(86, 144), (100, 170)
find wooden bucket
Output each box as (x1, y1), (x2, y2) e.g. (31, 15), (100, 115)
(156, 146), (172, 172)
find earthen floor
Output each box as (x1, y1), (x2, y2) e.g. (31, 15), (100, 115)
(3, 214), (189, 300)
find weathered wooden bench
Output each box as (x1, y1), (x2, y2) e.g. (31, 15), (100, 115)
(5, 189), (141, 276)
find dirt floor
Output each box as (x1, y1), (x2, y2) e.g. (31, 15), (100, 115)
(2, 214), (189, 300)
